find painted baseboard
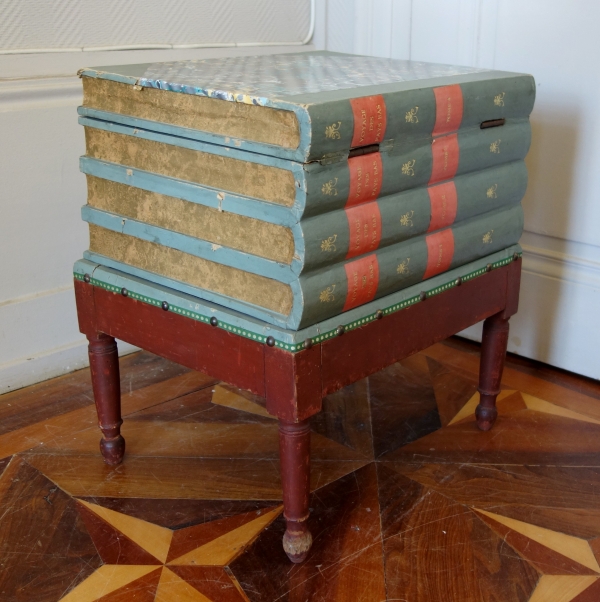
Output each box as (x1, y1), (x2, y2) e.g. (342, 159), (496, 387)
(0, 337), (139, 394)
(0, 284), (138, 394)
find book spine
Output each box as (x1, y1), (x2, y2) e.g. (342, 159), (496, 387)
(298, 204), (523, 327)
(302, 160), (527, 271)
(305, 74), (535, 160)
(304, 118), (531, 217)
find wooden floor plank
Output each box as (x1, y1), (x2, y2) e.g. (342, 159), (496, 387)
(0, 371), (216, 459)
(427, 355), (480, 426)
(381, 408), (600, 466)
(95, 568), (162, 602)
(443, 337), (600, 402)
(230, 464), (387, 602)
(475, 509), (600, 574)
(76, 501), (165, 566)
(0, 456), (11, 479)
(168, 567), (249, 602)
(528, 575), (598, 602)
(75, 498), (277, 530)
(155, 568), (211, 602)
(24, 454), (367, 500)
(387, 462), (600, 511)
(377, 463), (540, 602)
(78, 499), (173, 564)
(424, 343), (600, 421)
(0, 352), (189, 436)
(60, 565), (160, 602)
(40, 421), (367, 462)
(571, 578), (600, 601)
(167, 507), (280, 563)
(168, 506), (282, 566)
(368, 359), (441, 458)
(0, 457), (102, 602)
(129, 387), (272, 425)
(211, 385), (273, 419)
(311, 378), (375, 460)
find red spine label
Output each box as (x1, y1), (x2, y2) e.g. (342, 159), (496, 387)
(346, 152), (383, 208)
(427, 181), (458, 232)
(345, 201), (383, 259)
(350, 95), (387, 147)
(343, 254), (380, 312)
(423, 229), (455, 280)
(432, 84), (464, 137)
(429, 133), (460, 185)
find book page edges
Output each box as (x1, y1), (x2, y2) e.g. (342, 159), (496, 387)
(88, 225), (294, 316)
(83, 77), (301, 151)
(84, 127), (297, 207)
(86, 176), (295, 264)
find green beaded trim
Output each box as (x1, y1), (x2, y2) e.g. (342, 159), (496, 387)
(75, 252), (520, 353)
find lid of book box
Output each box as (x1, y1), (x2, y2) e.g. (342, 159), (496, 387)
(78, 51), (535, 163)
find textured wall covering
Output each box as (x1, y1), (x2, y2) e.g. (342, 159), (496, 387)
(0, 0), (311, 51)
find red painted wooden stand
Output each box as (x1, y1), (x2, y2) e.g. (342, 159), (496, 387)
(74, 257), (521, 563)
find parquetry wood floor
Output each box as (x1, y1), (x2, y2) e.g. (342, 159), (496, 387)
(1, 339), (600, 601)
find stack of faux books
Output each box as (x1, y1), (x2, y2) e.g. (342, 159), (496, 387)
(77, 51), (535, 330)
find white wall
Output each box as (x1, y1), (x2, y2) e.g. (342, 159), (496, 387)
(0, 0), (313, 393)
(314, 0), (600, 379)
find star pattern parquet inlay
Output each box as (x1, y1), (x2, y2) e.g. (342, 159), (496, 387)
(1, 341), (600, 601)
(60, 499), (279, 601)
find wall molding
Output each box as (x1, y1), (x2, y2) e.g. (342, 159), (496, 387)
(0, 338), (138, 394)
(522, 243), (600, 289)
(0, 282), (139, 393)
(0, 283), (75, 308)
(1, 0), (314, 55)
(0, 76), (81, 112)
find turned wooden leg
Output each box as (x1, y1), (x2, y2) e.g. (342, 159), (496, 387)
(278, 419), (312, 563)
(87, 333), (125, 465)
(476, 312), (510, 431)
